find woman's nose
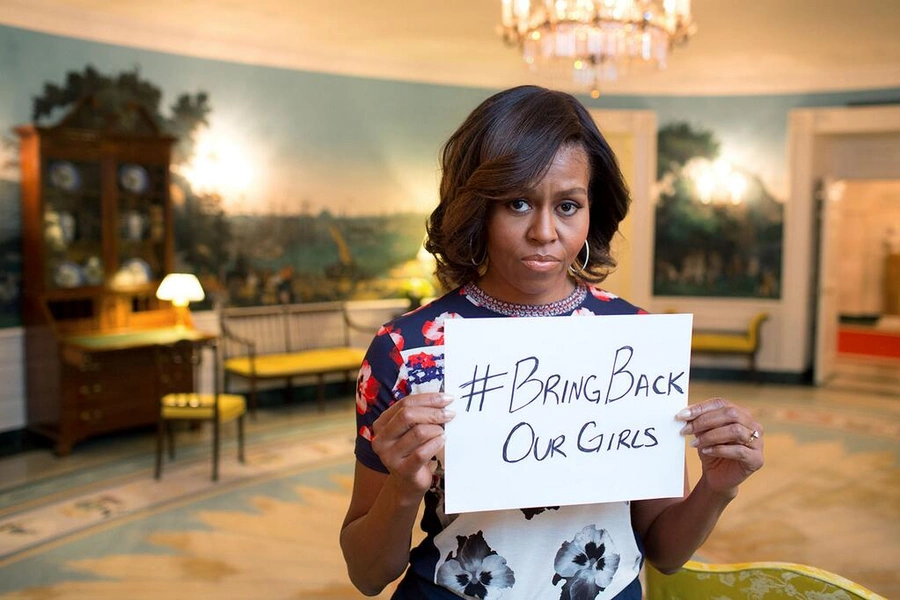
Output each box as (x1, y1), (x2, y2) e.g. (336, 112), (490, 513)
(528, 207), (557, 243)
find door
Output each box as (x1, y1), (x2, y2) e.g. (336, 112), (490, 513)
(814, 177), (845, 385)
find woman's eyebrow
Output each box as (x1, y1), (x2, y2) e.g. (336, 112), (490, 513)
(555, 187), (589, 196)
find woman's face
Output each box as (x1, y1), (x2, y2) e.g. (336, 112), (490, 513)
(479, 143), (591, 305)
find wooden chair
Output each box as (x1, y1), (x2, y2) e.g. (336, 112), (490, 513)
(645, 559), (887, 599)
(154, 338), (247, 482)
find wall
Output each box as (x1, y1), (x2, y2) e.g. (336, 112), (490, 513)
(836, 180), (900, 316)
(2, 24), (900, 432)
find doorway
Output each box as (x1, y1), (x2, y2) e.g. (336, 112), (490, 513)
(790, 105), (900, 392)
(817, 179), (900, 394)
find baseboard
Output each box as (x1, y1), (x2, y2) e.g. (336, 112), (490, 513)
(0, 427), (37, 457)
(252, 382), (355, 408)
(691, 367), (813, 386)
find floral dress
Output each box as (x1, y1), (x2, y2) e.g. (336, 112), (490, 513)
(355, 282), (647, 600)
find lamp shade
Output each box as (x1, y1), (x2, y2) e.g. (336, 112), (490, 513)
(155, 273), (205, 307)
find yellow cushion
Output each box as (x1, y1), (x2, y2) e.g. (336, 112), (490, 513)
(692, 333), (754, 353)
(224, 347), (366, 379)
(161, 393), (246, 421)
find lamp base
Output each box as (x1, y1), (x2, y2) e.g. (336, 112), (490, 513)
(173, 305), (190, 329)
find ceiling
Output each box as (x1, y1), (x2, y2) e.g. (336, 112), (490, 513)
(3, 0), (900, 96)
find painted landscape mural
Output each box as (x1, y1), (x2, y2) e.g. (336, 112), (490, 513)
(652, 122), (783, 298)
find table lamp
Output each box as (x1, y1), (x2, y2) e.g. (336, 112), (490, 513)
(156, 273), (205, 328)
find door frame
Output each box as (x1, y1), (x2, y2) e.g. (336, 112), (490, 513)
(787, 105), (900, 382)
(588, 109), (657, 308)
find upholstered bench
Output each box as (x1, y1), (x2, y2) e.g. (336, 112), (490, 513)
(691, 312), (769, 380)
(219, 302), (372, 414)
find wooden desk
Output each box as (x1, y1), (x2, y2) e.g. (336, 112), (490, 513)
(27, 327), (216, 455)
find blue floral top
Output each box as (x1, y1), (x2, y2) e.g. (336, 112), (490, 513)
(355, 283), (646, 599)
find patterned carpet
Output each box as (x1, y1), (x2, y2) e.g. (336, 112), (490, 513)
(0, 381), (897, 599)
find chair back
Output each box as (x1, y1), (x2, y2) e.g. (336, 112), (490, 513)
(155, 339), (220, 414)
(645, 560), (886, 600)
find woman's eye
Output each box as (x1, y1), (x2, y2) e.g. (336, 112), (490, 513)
(558, 201), (580, 216)
(508, 199), (530, 212)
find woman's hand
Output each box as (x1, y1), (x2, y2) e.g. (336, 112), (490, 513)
(677, 397), (764, 497)
(371, 392), (455, 501)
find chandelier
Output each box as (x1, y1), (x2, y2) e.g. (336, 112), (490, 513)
(500, 0), (695, 96)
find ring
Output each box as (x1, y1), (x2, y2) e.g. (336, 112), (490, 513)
(747, 429), (760, 445)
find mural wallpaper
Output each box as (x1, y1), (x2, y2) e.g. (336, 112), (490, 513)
(653, 122), (783, 298)
(1, 24), (900, 328)
(16, 66), (439, 316)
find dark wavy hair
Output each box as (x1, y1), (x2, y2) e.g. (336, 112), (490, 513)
(425, 85), (631, 291)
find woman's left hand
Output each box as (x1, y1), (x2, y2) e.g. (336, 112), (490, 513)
(677, 397), (764, 496)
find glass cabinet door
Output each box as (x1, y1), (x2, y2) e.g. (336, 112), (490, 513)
(112, 162), (168, 288)
(42, 159), (104, 290)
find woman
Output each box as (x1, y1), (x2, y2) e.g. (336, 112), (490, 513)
(340, 85), (764, 599)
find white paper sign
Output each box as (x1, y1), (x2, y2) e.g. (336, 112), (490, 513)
(443, 313), (692, 514)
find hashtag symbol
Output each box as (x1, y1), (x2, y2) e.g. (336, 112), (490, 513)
(459, 364), (507, 413)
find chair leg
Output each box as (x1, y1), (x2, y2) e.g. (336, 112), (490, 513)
(285, 377), (294, 405)
(250, 378), (258, 419)
(317, 374), (326, 412)
(237, 415), (245, 464)
(212, 416), (220, 482)
(166, 421), (176, 460)
(155, 418), (164, 479)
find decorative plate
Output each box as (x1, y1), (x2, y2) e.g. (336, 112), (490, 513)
(49, 161), (81, 193)
(119, 258), (152, 285)
(119, 164), (149, 194)
(53, 261), (84, 288)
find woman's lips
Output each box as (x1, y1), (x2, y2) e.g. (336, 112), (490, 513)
(521, 255), (560, 271)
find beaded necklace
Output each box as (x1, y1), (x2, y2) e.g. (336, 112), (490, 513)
(464, 281), (587, 317)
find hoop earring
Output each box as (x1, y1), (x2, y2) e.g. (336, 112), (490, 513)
(469, 237), (486, 267)
(570, 240), (590, 274)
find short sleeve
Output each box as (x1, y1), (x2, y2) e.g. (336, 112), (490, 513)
(354, 325), (404, 473)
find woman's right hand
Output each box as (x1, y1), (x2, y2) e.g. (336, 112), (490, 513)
(371, 392), (455, 500)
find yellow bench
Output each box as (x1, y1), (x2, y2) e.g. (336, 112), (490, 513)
(219, 302), (371, 414)
(691, 312), (769, 380)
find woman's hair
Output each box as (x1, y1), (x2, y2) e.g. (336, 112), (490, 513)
(425, 85), (631, 291)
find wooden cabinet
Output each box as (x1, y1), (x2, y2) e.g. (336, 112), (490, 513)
(16, 98), (204, 455)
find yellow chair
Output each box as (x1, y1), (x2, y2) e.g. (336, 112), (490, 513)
(645, 560), (887, 600)
(154, 338), (246, 481)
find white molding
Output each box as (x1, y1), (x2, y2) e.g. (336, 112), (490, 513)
(810, 105), (900, 134)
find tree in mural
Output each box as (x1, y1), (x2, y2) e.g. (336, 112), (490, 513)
(30, 65), (229, 295)
(653, 122), (783, 298)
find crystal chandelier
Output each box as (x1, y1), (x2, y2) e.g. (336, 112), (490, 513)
(500, 0), (695, 96)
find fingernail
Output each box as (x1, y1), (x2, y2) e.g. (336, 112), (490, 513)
(440, 393), (455, 404)
(443, 409), (456, 420)
(676, 408), (692, 420)
(690, 438), (699, 447)
(679, 424), (691, 435)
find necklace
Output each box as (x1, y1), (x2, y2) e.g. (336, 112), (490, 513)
(464, 281), (587, 317)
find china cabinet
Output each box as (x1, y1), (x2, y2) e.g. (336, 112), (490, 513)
(16, 97), (203, 455)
